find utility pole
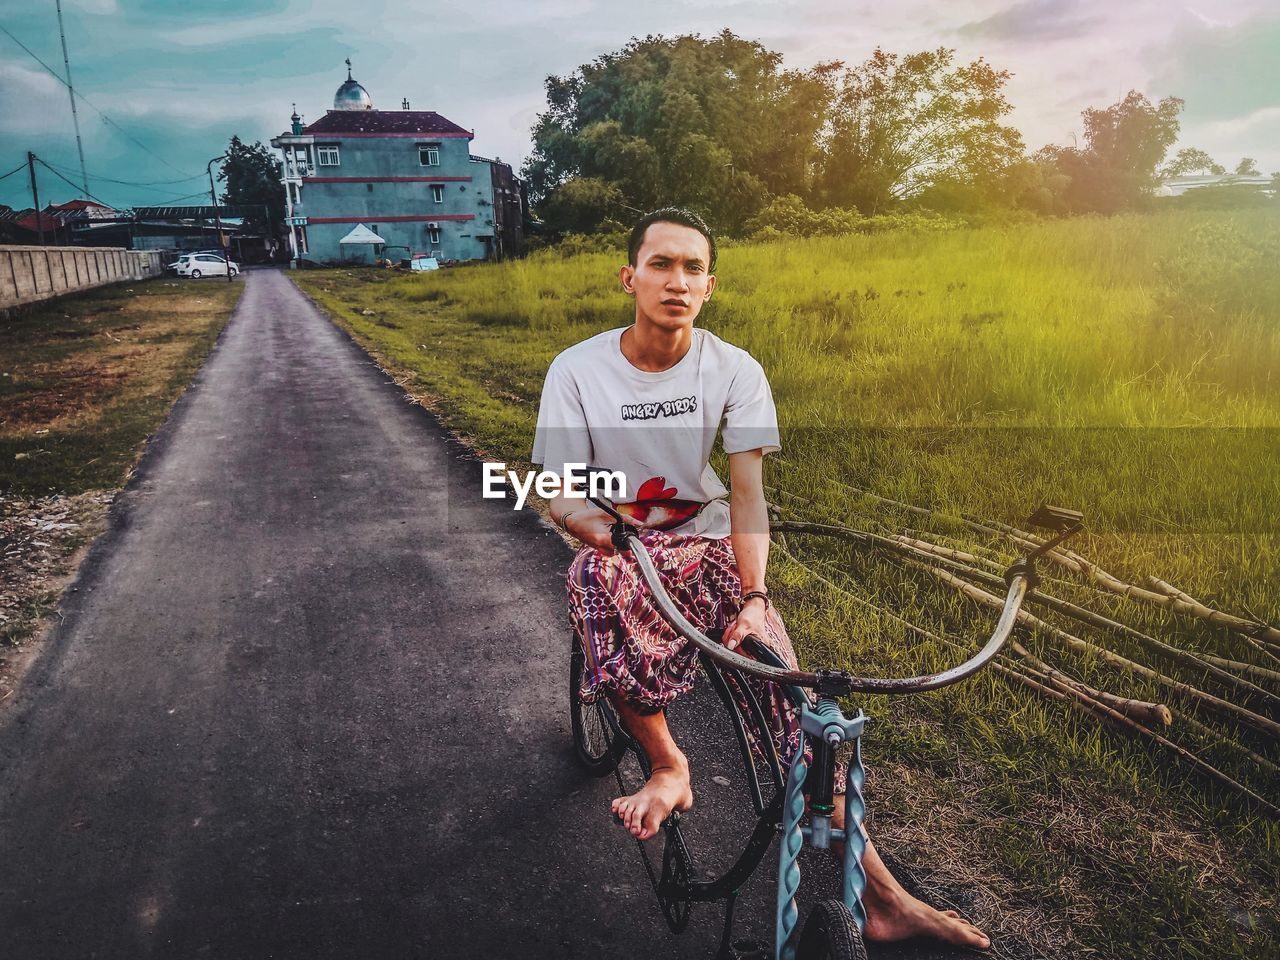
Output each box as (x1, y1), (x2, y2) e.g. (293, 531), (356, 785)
(28, 152), (45, 246)
(206, 154), (233, 283)
(55, 0), (89, 196)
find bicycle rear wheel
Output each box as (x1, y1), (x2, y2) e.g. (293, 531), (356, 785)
(569, 646), (627, 774)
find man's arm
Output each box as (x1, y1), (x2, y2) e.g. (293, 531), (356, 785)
(723, 448), (771, 650)
(547, 483), (622, 554)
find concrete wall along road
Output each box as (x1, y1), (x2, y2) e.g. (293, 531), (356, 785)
(0, 246), (167, 312)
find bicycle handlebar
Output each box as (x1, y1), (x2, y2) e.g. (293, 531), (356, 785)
(584, 492), (1074, 696)
(626, 528), (1030, 695)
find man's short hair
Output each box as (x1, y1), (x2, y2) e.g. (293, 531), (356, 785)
(628, 207), (717, 273)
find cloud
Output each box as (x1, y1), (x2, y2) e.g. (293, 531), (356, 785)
(1145, 14), (1280, 167)
(67, 0), (120, 13)
(958, 0), (1100, 42)
(5, 0), (1277, 207)
(1202, 105), (1280, 138)
(1147, 15), (1280, 120)
(0, 61), (70, 138)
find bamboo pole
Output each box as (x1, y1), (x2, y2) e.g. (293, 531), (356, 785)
(780, 542), (1277, 812)
(1016, 659), (1279, 817)
(779, 543), (1172, 729)
(987, 524), (1280, 648)
(1176, 710), (1280, 778)
(1010, 640), (1173, 728)
(1146, 578), (1280, 655)
(821, 478), (1280, 646)
(772, 519), (1278, 705)
(917, 563), (1280, 741)
(1197, 653), (1280, 686)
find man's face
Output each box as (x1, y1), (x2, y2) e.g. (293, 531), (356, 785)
(620, 221), (716, 332)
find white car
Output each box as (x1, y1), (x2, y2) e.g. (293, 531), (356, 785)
(171, 253), (239, 279)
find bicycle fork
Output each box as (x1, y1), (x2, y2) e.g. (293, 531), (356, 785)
(776, 697), (867, 960)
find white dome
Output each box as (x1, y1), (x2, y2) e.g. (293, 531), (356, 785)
(334, 60), (373, 111)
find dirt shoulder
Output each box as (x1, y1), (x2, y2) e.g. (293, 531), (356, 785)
(0, 276), (242, 704)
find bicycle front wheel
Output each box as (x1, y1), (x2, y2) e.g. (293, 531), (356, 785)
(796, 899), (868, 960)
(569, 647), (626, 775)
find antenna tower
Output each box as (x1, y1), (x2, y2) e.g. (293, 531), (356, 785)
(55, 0), (89, 197)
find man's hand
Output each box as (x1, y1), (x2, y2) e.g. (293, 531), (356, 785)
(562, 505), (637, 554)
(722, 596), (769, 652)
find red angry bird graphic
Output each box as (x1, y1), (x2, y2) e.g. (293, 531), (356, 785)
(615, 476), (703, 531)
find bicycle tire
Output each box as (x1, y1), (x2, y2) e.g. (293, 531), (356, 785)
(569, 647), (627, 775)
(654, 643), (791, 906)
(795, 898), (868, 960)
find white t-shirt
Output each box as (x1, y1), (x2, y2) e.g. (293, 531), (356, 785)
(531, 326), (781, 539)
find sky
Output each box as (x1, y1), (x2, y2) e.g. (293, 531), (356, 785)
(1, 0), (1277, 210)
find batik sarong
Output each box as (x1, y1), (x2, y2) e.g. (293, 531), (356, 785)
(568, 527), (847, 793)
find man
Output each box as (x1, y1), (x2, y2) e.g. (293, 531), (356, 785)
(533, 208), (989, 950)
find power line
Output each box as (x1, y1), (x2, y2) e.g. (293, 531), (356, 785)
(41, 157), (205, 188)
(157, 190), (216, 205)
(34, 156), (118, 209)
(0, 23), (198, 178)
(20, 152), (228, 210)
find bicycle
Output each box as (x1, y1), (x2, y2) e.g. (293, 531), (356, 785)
(569, 495), (1084, 960)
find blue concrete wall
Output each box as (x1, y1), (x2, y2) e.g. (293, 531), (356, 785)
(293, 135), (499, 263)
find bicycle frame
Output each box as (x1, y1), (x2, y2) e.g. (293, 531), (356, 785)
(582, 492), (1079, 960)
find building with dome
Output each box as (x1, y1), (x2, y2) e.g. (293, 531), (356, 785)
(271, 62), (526, 265)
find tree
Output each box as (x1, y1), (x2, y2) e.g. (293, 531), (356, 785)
(741, 194), (861, 238)
(815, 48), (1024, 215)
(219, 136), (286, 241)
(523, 30), (839, 235)
(913, 156), (1068, 215)
(1160, 147), (1225, 179)
(1234, 157), (1261, 177)
(1039, 91), (1183, 212)
(536, 177), (625, 234)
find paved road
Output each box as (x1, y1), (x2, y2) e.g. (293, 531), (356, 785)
(0, 270), (986, 959)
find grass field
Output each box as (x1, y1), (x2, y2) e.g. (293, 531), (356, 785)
(295, 209), (1279, 960)
(0, 278), (241, 654)
(0, 279), (242, 494)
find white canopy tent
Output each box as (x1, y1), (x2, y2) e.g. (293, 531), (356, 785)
(338, 224), (386, 263)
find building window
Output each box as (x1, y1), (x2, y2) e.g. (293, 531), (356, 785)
(289, 183), (298, 203)
(427, 224), (441, 245)
(419, 144), (441, 166)
(317, 145), (340, 166)
(431, 184), (444, 203)
(366, 183), (374, 192)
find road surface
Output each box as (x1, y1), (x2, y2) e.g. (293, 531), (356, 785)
(0, 269), (994, 959)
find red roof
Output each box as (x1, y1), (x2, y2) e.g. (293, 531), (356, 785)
(46, 199), (113, 212)
(13, 213), (47, 234)
(303, 110), (470, 137)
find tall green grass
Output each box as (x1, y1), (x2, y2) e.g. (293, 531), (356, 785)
(296, 209), (1279, 959)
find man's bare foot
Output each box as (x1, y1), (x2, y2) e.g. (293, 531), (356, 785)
(863, 884), (990, 951)
(823, 799), (988, 949)
(611, 756), (693, 841)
